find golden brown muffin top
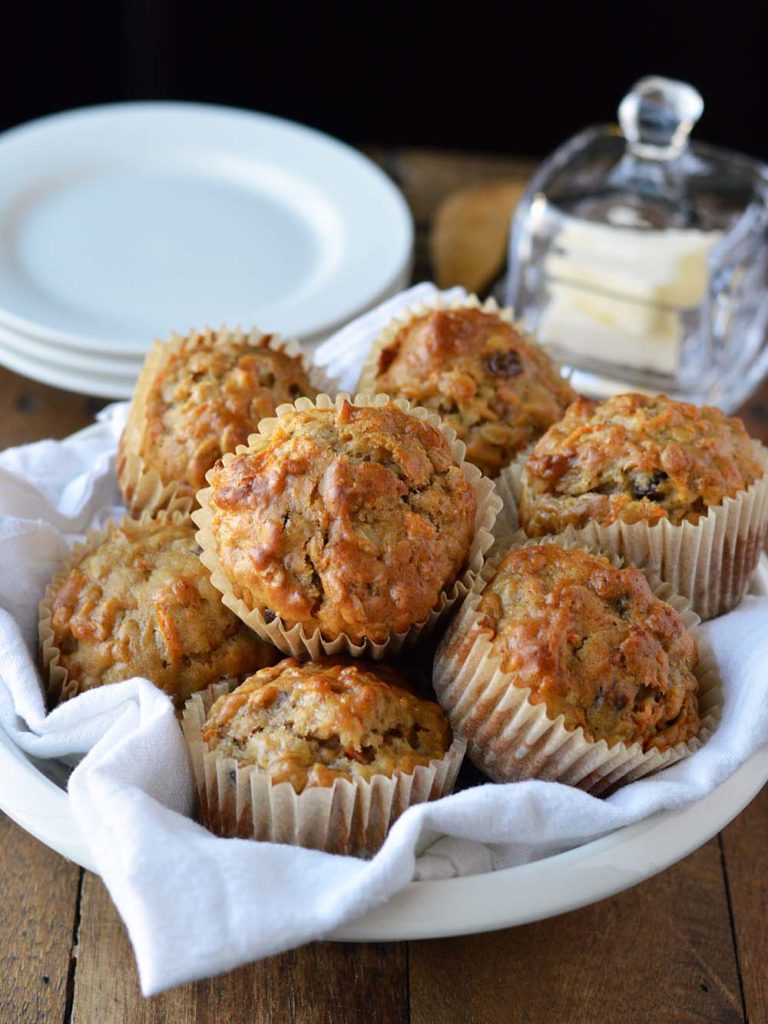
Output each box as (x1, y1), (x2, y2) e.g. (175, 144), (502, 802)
(47, 517), (278, 707)
(121, 331), (317, 500)
(205, 399), (478, 644)
(368, 308), (575, 477)
(469, 543), (700, 752)
(520, 393), (764, 534)
(201, 657), (452, 791)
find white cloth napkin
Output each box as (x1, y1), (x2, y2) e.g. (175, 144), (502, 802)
(1, 283), (767, 996)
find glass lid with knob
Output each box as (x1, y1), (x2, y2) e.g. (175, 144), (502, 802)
(506, 75), (768, 411)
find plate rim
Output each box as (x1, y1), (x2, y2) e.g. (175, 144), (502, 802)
(0, 320), (142, 375)
(0, 333), (133, 399)
(0, 100), (414, 354)
(0, 265), (410, 400)
(332, 743), (768, 940)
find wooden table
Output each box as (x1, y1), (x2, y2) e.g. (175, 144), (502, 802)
(2, 148), (768, 1024)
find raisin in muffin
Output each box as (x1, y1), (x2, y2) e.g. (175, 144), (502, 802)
(182, 658), (464, 855)
(118, 326), (319, 515)
(519, 393), (764, 534)
(360, 303), (575, 477)
(434, 541), (716, 793)
(195, 396), (483, 651)
(40, 513), (279, 707)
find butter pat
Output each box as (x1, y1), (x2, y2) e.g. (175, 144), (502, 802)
(538, 214), (723, 375)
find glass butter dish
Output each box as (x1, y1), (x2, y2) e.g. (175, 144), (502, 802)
(506, 76), (768, 410)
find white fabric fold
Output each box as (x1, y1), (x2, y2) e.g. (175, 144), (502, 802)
(0, 283), (767, 995)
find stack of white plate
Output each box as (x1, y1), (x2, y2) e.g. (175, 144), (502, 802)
(0, 102), (413, 399)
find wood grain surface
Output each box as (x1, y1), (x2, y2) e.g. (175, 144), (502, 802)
(72, 874), (409, 1024)
(0, 816), (81, 1024)
(410, 839), (744, 1024)
(720, 786), (768, 1024)
(1, 147), (767, 1024)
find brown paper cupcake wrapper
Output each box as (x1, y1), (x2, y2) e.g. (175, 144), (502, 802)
(193, 391), (502, 661)
(118, 326), (337, 517)
(39, 504), (194, 706)
(498, 441), (768, 620)
(433, 534), (722, 796)
(181, 681), (466, 858)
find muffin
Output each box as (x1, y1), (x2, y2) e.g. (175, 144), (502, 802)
(434, 540), (721, 794)
(359, 297), (575, 477)
(519, 394), (765, 532)
(39, 511), (279, 708)
(502, 393), (768, 618)
(118, 326), (322, 515)
(182, 657), (465, 856)
(193, 392), (500, 659)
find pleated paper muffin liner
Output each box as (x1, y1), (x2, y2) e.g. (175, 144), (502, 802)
(433, 534), (722, 796)
(118, 326), (337, 517)
(181, 681), (466, 858)
(497, 440), (768, 620)
(193, 391), (502, 661)
(39, 503), (194, 706)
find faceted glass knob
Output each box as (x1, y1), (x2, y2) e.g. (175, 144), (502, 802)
(618, 76), (704, 160)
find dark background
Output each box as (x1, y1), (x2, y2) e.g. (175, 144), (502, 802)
(3, 1), (767, 160)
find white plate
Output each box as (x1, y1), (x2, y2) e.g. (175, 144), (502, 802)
(0, 417), (765, 940)
(0, 102), (413, 355)
(0, 329), (134, 398)
(0, 321), (142, 376)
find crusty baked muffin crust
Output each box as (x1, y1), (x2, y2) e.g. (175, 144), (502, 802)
(47, 517), (277, 706)
(118, 330), (317, 504)
(202, 657), (452, 791)
(205, 399), (478, 643)
(520, 393), (764, 534)
(368, 307), (575, 476)
(475, 543), (700, 751)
